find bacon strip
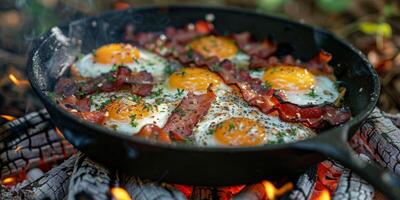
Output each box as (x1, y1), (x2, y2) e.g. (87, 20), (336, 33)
(163, 91), (216, 139)
(54, 66), (154, 98)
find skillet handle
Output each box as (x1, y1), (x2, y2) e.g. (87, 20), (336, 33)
(297, 126), (400, 200)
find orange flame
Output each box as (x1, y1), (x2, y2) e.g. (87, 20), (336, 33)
(14, 145), (22, 152)
(314, 189), (331, 200)
(2, 177), (16, 186)
(8, 73), (29, 86)
(262, 181), (294, 200)
(55, 127), (65, 138)
(0, 114), (16, 121)
(110, 187), (132, 200)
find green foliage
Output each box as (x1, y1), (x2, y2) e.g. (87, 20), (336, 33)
(256, 0), (289, 12)
(316, 0), (351, 13)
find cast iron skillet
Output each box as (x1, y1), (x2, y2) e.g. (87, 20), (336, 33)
(27, 5), (400, 199)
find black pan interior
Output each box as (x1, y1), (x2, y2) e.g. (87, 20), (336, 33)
(27, 5), (379, 185)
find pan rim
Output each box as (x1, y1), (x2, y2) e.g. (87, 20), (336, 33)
(27, 4), (380, 153)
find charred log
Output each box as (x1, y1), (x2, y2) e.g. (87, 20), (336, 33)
(0, 109), (75, 177)
(67, 153), (111, 200)
(123, 176), (186, 200)
(18, 155), (76, 200)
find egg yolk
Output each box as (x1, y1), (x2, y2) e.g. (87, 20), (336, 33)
(214, 117), (265, 146)
(104, 99), (150, 121)
(168, 67), (222, 92)
(189, 36), (238, 60)
(263, 66), (316, 91)
(94, 43), (140, 64)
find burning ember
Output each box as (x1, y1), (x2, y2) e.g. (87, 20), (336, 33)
(0, 114), (16, 121)
(262, 181), (293, 199)
(111, 187), (132, 200)
(8, 73), (29, 86)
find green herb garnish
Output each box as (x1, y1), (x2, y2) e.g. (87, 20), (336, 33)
(306, 89), (318, 98)
(176, 88), (185, 96)
(229, 122), (235, 131)
(211, 64), (222, 72)
(174, 108), (186, 116)
(129, 114), (138, 127)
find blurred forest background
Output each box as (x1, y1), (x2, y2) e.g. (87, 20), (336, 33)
(0, 0), (400, 123)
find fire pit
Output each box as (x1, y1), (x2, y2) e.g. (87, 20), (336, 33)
(1, 108), (398, 200)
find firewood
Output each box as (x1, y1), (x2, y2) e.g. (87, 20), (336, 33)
(17, 155), (77, 200)
(357, 108), (400, 175)
(332, 155), (374, 200)
(67, 153), (111, 200)
(232, 183), (265, 200)
(0, 109), (75, 177)
(285, 166), (317, 200)
(123, 176), (186, 200)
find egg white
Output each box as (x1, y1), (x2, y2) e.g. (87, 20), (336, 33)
(249, 70), (339, 106)
(193, 85), (315, 146)
(75, 49), (169, 80)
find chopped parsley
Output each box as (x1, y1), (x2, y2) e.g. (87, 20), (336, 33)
(288, 128), (297, 136)
(46, 91), (57, 102)
(176, 88), (185, 96)
(75, 90), (86, 97)
(261, 81), (272, 90)
(211, 64), (222, 72)
(179, 71), (186, 77)
(129, 114), (138, 127)
(186, 49), (194, 59)
(99, 99), (111, 109)
(207, 129), (215, 135)
(130, 94), (142, 102)
(306, 89), (318, 98)
(229, 122), (235, 131)
(174, 107), (186, 116)
(106, 75), (116, 82)
(111, 64), (119, 72)
(150, 88), (163, 98)
(143, 103), (155, 112)
(164, 65), (175, 75)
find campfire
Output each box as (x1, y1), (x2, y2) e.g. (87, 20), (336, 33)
(1, 108), (398, 200)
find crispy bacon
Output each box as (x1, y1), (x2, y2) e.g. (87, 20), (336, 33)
(58, 95), (105, 124)
(163, 91), (216, 138)
(232, 32), (277, 58)
(54, 78), (76, 96)
(306, 50), (334, 74)
(59, 95), (90, 112)
(137, 124), (172, 143)
(69, 66), (154, 97)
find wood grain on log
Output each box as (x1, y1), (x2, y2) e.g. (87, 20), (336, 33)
(357, 108), (400, 175)
(332, 154), (374, 200)
(17, 155), (77, 200)
(67, 153), (111, 200)
(285, 166), (317, 200)
(123, 176), (186, 200)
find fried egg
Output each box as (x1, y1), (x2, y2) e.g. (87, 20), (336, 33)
(89, 88), (184, 135)
(193, 85), (315, 146)
(189, 36), (249, 67)
(250, 65), (339, 106)
(75, 43), (169, 80)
